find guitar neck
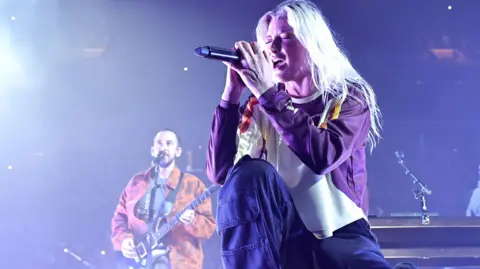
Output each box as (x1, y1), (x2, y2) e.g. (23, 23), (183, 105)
(153, 185), (219, 241)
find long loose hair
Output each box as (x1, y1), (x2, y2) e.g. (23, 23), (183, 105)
(255, 0), (382, 152)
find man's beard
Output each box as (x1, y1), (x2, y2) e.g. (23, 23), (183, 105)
(156, 156), (175, 168)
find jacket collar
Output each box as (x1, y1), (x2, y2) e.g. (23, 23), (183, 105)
(145, 166), (182, 189)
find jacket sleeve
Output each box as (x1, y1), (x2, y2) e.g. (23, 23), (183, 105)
(258, 87), (369, 175)
(206, 96), (264, 184)
(184, 179), (216, 239)
(111, 188), (133, 251)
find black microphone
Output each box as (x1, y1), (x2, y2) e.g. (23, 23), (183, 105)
(153, 152), (166, 165)
(194, 46), (240, 62)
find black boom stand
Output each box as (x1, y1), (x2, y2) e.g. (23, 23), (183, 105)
(145, 164), (160, 269)
(395, 151), (433, 225)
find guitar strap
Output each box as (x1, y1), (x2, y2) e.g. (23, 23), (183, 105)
(164, 172), (185, 206)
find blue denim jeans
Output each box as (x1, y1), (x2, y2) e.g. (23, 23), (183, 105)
(216, 156), (394, 269)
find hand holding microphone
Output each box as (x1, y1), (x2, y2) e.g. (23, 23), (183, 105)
(227, 41), (275, 99)
(196, 41), (275, 102)
(221, 46), (245, 105)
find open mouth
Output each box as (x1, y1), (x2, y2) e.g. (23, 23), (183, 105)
(273, 59), (285, 68)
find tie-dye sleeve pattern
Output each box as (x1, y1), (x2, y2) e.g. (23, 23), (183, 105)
(206, 96), (264, 184)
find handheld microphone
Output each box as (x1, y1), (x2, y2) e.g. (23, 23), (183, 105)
(153, 152), (166, 165)
(194, 46), (240, 62)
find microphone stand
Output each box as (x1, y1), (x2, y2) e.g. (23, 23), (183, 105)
(145, 156), (170, 269)
(63, 248), (97, 269)
(395, 152), (432, 225)
(145, 164), (160, 269)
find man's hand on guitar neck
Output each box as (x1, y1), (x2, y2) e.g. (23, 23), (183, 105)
(121, 237), (139, 259)
(179, 209), (195, 226)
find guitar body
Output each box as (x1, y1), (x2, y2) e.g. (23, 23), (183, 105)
(117, 218), (171, 269)
(116, 251), (144, 269)
(116, 245), (169, 269)
(116, 248), (169, 269)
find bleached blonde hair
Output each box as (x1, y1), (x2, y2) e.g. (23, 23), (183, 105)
(255, 0), (382, 152)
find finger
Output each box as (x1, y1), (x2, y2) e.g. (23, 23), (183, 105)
(124, 251), (138, 259)
(125, 245), (133, 252)
(234, 41), (242, 50)
(124, 245), (135, 252)
(226, 58), (244, 72)
(126, 254), (137, 259)
(185, 217), (194, 225)
(240, 41), (255, 57)
(234, 41), (247, 59)
(180, 215), (188, 223)
(228, 62), (242, 73)
(250, 42), (260, 55)
(262, 50), (270, 62)
(123, 248), (137, 257)
(181, 213), (193, 222)
(235, 41), (253, 61)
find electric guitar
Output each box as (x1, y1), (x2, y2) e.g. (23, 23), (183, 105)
(117, 184), (220, 269)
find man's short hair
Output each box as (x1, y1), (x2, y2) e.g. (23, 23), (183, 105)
(160, 128), (182, 147)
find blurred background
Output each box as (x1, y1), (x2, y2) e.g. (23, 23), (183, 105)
(1, 0), (480, 268)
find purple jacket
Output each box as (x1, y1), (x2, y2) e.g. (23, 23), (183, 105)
(206, 86), (371, 238)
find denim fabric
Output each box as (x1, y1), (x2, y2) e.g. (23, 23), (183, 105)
(215, 155), (395, 269)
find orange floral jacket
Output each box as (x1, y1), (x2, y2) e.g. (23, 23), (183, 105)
(111, 167), (216, 269)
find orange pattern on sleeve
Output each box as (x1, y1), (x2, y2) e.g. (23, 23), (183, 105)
(239, 97), (259, 134)
(320, 98), (344, 129)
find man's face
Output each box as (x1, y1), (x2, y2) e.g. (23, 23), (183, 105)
(151, 130), (181, 168)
